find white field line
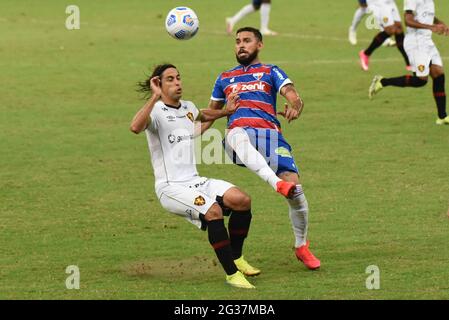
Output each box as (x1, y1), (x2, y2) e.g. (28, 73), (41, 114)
(271, 57), (449, 65)
(202, 30), (370, 43)
(1, 17), (447, 66)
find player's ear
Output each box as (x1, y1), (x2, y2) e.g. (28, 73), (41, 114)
(258, 41), (264, 50)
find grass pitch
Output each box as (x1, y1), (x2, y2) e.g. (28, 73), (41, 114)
(1, 0), (449, 299)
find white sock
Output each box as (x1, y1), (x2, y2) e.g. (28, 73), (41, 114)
(350, 7), (367, 31)
(260, 3), (271, 31)
(226, 128), (281, 190)
(287, 185), (308, 247)
(230, 4), (256, 26)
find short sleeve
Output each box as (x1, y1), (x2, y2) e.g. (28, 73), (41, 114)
(210, 75), (225, 101)
(188, 101), (200, 120)
(147, 106), (160, 132)
(270, 65), (293, 94)
(404, 0), (417, 12)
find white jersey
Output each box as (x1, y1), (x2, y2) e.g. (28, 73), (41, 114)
(145, 100), (200, 194)
(367, 0), (396, 7)
(404, 0), (434, 40)
(367, 0), (401, 27)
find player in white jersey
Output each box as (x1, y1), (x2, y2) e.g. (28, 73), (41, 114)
(369, 0), (449, 125)
(130, 64), (261, 289)
(349, 0), (396, 46)
(226, 0), (278, 36)
(349, 0), (369, 45)
(359, 0), (411, 71)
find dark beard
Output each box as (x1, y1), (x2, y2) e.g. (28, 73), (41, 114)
(236, 50), (258, 66)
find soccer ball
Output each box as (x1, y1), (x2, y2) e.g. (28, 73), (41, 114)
(165, 7), (199, 40)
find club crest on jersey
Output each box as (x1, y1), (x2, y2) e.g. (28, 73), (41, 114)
(418, 65), (425, 72)
(194, 195), (206, 206)
(383, 17), (389, 24)
(252, 72), (264, 81)
(186, 112), (194, 122)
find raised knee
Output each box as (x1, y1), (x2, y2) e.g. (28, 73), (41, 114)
(228, 192), (251, 211)
(238, 193), (251, 210)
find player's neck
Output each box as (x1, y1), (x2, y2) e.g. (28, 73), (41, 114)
(161, 96), (181, 108)
(241, 59), (261, 69)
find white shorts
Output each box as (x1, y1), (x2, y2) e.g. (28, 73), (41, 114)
(158, 177), (235, 229)
(404, 36), (443, 77)
(369, 1), (401, 28)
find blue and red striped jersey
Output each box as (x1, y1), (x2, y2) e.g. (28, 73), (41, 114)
(211, 63), (292, 132)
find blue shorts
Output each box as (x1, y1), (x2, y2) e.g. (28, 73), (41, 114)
(253, 0), (262, 9)
(358, 0), (367, 5)
(224, 127), (300, 176)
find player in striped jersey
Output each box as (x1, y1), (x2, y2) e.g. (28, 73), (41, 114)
(203, 27), (321, 270)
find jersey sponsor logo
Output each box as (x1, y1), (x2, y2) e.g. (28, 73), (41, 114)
(177, 134), (193, 143)
(230, 81), (266, 93)
(418, 65), (425, 72)
(421, 11), (434, 19)
(186, 112), (194, 122)
(194, 195), (206, 206)
(168, 133), (193, 144)
(252, 72), (264, 81)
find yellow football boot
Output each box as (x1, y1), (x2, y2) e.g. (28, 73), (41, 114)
(369, 75), (384, 100)
(436, 116), (449, 125)
(234, 256), (261, 276)
(225, 271), (255, 289)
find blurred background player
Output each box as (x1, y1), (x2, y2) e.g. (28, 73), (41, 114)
(130, 64), (261, 289)
(349, 0), (369, 45)
(203, 27), (320, 270)
(369, 0), (449, 125)
(359, 0), (411, 71)
(226, 0), (278, 36)
(348, 0), (396, 47)
(349, 0), (396, 46)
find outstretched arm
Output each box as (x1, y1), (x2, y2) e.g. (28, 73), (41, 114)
(278, 84), (304, 123)
(199, 93), (239, 122)
(130, 76), (161, 134)
(200, 99), (225, 133)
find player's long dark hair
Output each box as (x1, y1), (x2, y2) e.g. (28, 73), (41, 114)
(137, 63), (177, 99)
